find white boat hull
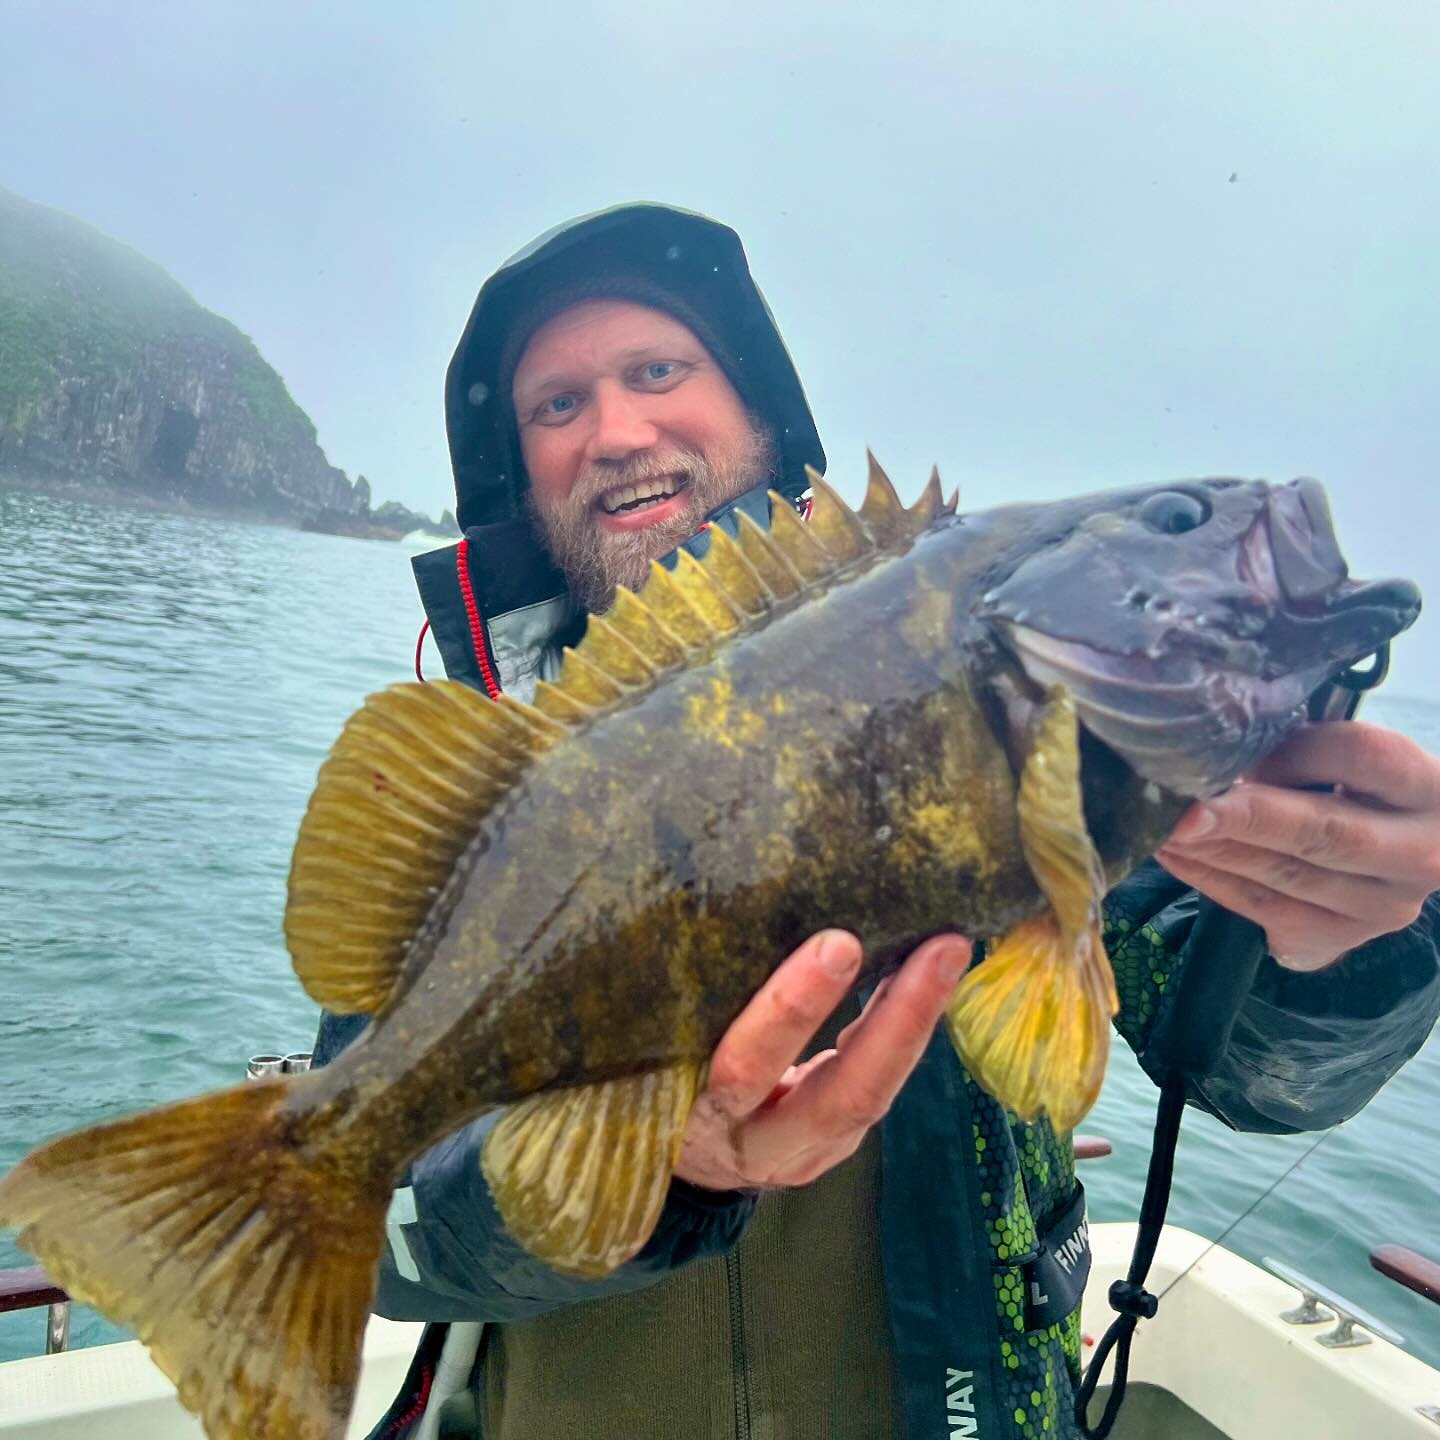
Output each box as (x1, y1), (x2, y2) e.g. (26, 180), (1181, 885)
(1, 1224), (1435, 1437)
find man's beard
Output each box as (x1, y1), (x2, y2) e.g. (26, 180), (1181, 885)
(527, 422), (779, 614)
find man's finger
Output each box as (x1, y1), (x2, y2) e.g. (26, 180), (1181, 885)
(1156, 849), (1360, 969)
(1157, 834), (1410, 923)
(1165, 783), (1421, 883)
(768, 934), (970, 1142)
(702, 929), (862, 1117)
(1245, 722), (1440, 812)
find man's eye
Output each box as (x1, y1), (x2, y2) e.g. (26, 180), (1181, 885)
(638, 360), (683, 384)
(538, 393), (579, 420)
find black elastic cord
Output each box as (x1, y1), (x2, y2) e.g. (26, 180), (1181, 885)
(1074, 1071), (1187, 1437)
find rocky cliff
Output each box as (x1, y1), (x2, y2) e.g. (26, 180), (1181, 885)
(0, 186), (443, 535)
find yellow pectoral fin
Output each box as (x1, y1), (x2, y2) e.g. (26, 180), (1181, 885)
(946, 685), (1120, 1132)
(945, 914), (1116, 1133)
(482, 1062), (703, 1279)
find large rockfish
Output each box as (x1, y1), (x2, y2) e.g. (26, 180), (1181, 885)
(0, 461), (1420, 1440)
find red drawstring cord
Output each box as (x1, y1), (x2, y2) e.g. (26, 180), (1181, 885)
(377, 1363), (434, 1438)
(414, 619), (431, 682)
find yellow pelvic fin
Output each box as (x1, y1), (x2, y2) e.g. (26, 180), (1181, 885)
(285, 678), (560, 1014)
(944, 687), (1117, 1131)
(482, 1063), (703, 1279)
(945, 913), (1113, 1133)
(0, 1082), (387, 1440)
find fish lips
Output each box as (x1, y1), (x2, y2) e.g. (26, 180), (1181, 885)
(1262, 478), (1421, 662)
(978, 475), (1421, 797)
(986, 578), (1420, 801)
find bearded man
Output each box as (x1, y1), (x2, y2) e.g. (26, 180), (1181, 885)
(316, 204), (1440, 1440)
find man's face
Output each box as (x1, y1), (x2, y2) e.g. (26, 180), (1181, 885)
(512, 299), (775, 612)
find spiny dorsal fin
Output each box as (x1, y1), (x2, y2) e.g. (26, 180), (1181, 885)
(557, 646), (627, 706)
(859, 450), (910, 546)
(532, 677), (594, 724)
(703, 524), (773, 617)
(909, 466), (946, 526)
(805, 465), (872, 561)
(607, 587), (688, 669)
(580, 614), (656, 687)
(285, 679), (560, 1014)
(638, 560), (716, 648)
(541, 461), (951, 723)
(765, 495), (834, 582)
(736, 510), (805, 598)
(671, 547), (746, 634)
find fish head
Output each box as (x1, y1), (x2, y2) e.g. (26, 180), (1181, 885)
(971, 477), (1420, 797)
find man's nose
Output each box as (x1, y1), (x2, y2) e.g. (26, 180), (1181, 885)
(585, 380), (659, 462)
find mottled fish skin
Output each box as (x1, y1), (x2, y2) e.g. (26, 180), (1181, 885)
(290, 518), (1178, 1176)
(0, 471), (1419, 1440)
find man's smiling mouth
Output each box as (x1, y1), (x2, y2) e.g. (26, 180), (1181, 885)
(598, 474), (687, 515)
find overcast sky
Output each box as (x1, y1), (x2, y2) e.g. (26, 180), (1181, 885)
(5, 0), (1439, 695)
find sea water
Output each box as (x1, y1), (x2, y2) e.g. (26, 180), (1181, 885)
(1, 487), (1436, 1366)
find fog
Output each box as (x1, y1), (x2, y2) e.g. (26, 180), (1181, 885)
(5, 0), (1438, 693)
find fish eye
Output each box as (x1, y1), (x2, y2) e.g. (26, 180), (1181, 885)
(1139, 491), (1210, 535)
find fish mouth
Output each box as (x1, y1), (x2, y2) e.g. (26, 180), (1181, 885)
(994, 479), (1420, 797)
(1249, 479), (1420, 663)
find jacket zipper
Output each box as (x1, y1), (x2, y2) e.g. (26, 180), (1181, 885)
(455, 537), (502, 699)
(726, 1249), (753, 1440)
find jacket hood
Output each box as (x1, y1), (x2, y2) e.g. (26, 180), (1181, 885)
(445, 203), (826, 531)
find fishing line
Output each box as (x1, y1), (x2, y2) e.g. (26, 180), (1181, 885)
(1148, 1117), (1338, 1306)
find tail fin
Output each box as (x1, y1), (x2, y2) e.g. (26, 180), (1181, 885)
(0, 1082), (387, 1440)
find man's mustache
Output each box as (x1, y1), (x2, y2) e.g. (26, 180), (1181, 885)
(569, 450), (706, 508)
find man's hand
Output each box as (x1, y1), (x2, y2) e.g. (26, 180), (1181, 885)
(1156, 722), (1440, 972)
(674, 929), (971, 1192)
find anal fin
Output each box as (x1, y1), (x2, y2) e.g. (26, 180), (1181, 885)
(482, 1063), (702, 1279)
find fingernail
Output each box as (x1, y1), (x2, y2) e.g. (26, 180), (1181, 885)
(1172, 805), (1216, 842)
(933, 937), (972, 985)
(817, 930), (860, 979)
